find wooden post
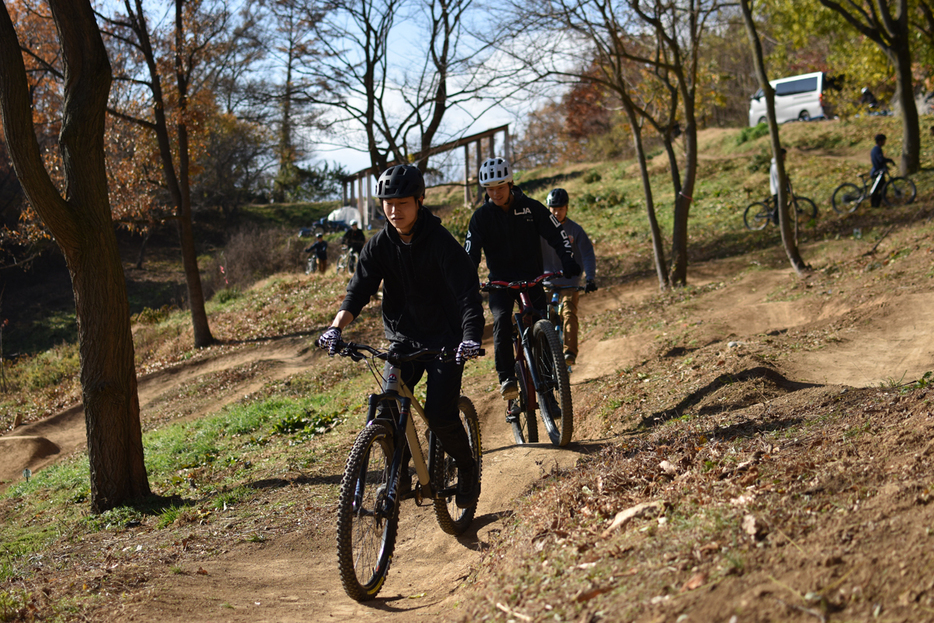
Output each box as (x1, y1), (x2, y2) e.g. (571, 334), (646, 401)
(365, 172), (373, 229)
(357, 176), (363, 221)
(488, 134), (495, 158)
(475, 140), (483, 203)
(503, 126), (511, 162)
(463, 145), (470, 206)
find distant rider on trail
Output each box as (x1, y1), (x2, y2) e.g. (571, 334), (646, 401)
(341, 220), (366, 254)
(464, 156), (581, 402)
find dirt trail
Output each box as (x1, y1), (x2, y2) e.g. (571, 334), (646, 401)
(3, 263), (933, 620)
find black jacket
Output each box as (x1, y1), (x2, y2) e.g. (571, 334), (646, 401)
(465, 187), (578, 281)
(340, 208), (484, 349)
(342, 228), (366, 252)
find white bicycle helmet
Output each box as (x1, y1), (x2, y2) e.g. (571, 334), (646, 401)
(350, 219), (358, 227)
(478, 157), (513, 187)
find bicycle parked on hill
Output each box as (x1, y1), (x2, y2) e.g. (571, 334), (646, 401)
(330, 340), (483, 602)
(335, 245), (359, 275)
(831, 166), (916, 214)
(481, 273), (573, 447)
(743, 190), (818, 231)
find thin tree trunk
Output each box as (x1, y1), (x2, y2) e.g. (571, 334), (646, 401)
(135, 224), (153, 269)
(621, 99), (669, 290)
(669, 119), (695, 286)
(891, 42), (920, 175)
(739, 0), (808, 277)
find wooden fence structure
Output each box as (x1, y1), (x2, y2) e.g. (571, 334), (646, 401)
(341, 124), (510, 228)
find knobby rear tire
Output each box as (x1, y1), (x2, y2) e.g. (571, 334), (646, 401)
(743, 202), (771, 230)
(531, 319), (574, 447)
(431, 397), (483, 535)
(511, 360), (538, 444)
(793, 196), (818, 228)
(336, 422), (398, 602)
(883, 177), (916, 207)
(831, 183), (864, 214)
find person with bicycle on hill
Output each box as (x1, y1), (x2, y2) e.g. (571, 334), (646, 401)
(870, 133), (895, 207)
(317, 164), (483, 508)
(304, 232), (328, 273)
(464, 156), (581, 402)
(541, 188), (597, 367)
(341, 219), (366, 254)
(769, 147), (787, 224)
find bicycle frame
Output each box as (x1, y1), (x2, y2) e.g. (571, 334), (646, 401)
(866, 171), (886, 196)
(355, 368), (440, 512)
(486, 273), (562, 411)
(512, 290), (541, 415)
(346, 344), (470, 513)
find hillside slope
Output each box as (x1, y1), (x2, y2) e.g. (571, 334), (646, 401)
(0, 120), (932, 621)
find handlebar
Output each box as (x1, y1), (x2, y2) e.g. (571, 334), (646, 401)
(329, 339), (484, 365)
(480, 272), (562, 292)
(543, 281), (585, 292)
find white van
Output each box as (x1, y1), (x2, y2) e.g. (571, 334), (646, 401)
(748, 72), (828, 127)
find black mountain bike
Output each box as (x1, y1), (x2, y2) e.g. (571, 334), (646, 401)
(481, 273), (573, 447)
(330, 340), (483, 601)
(335, 245), (359, 275)
(831, 167), (916, 214)
(743, 193), (818, 231)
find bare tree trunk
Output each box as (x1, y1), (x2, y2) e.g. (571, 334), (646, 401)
(891, 41), (920, 175)
(740, 0), (808, 277)
(621, 98), (669, 290)
(135, 224), (153, 269)
(118, 0), (214, 348)
(174, 0), (213, 347)
(0, 0), (150, 511)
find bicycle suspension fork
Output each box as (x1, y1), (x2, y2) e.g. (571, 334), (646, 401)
(354, 367), (431, 512)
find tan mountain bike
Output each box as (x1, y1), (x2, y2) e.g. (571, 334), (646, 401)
(329, 340), (483, 601)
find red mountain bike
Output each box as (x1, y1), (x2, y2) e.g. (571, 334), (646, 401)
(481, 273), (573, 446)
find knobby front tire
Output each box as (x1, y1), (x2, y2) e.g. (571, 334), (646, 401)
(336, 422), (398, 602)
(511, 361), (538, 444)
(743, 202), (771, 230)
(431, 396), (483, 535)
(532, 319), (574, 447)
(883, 177), (916, 207)
(831, 183), (864, 214)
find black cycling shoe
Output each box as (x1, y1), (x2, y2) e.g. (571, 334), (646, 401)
(455, 463), (480, 509)
(506, 399), (523, 424)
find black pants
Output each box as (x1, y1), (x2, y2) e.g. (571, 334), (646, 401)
(383, 356), (472, 467)
(488, 286), (546, 383)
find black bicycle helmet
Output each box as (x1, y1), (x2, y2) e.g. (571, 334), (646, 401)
(546, 188), (569, 208)
(375, 164), (426, 200)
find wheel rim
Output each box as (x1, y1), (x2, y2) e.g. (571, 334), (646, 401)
(833, 184), (863, 214)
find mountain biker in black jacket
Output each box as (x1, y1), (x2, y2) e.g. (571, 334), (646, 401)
(464, 156), (581, 401)
(341, 220), (366, 254)
(317, 164), (483, 508)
